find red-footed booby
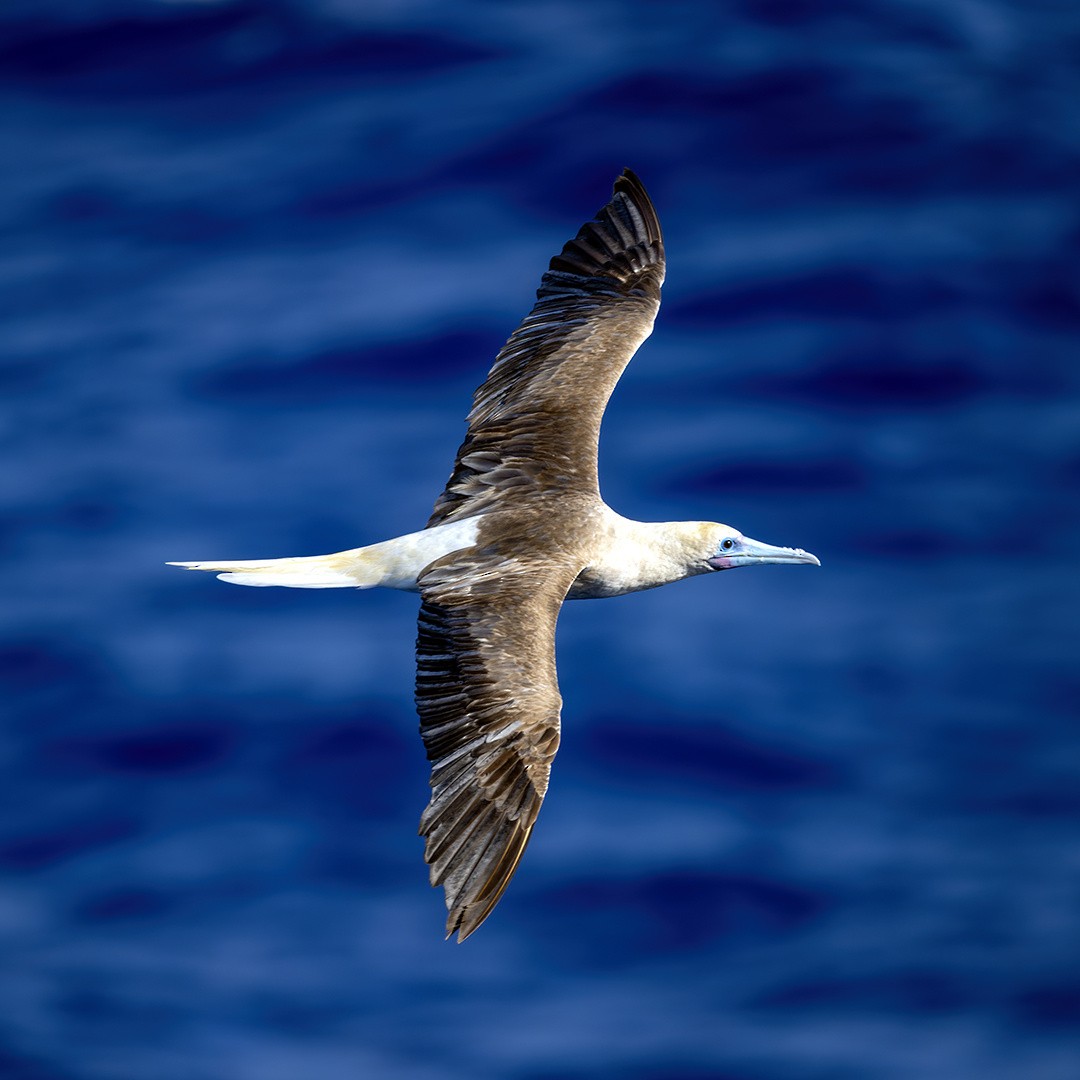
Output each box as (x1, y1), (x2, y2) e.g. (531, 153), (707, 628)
(170, 171), (819, 940)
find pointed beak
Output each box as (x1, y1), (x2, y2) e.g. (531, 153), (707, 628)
(708, 535), (821, 571)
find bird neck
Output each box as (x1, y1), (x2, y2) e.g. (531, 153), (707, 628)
(568, 513), (712, 599)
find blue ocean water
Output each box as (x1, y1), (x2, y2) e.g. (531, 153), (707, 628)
(2, 1), (1079, 1077)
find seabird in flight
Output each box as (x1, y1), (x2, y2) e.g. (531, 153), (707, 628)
(170, 170), (820, 940)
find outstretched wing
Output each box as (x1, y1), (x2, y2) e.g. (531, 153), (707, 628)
(428, 169), (665, 527)
(415, 552), (582, 940)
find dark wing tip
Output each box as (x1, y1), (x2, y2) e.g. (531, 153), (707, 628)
(546, 169), (664, 289)
(613, 168), (662, 246)
(445, 818), (537, 942)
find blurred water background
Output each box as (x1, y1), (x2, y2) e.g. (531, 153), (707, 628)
(2, 1), (1080, 1077)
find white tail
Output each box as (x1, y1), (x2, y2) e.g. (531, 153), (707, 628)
(167, 552), (375, 588)
(168, 518), (482, 593)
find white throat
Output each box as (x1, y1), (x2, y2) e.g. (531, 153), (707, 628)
(568, 510), (710, 600)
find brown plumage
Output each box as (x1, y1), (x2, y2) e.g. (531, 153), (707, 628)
(416, 548), (581, 939)
(417, 171), (664, 938)
(427, 170), (664, 528)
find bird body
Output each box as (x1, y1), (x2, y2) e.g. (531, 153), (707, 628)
(171, 171), (819, 940)
(173, 505), (768, 598)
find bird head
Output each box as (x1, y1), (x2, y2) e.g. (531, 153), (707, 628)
(700, 523), (820, 572)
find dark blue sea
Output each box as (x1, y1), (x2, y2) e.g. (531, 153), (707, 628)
(3, 2), (1079, 1077)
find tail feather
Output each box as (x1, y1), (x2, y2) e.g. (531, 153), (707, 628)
(167, 553), (369, 589)
(169, 519), (479, 593)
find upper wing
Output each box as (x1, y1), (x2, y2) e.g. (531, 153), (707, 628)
(427, 169), (665, 528)
(415, 552), (582, 940)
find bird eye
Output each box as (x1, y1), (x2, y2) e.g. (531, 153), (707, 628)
(720, 537), (736, 551)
